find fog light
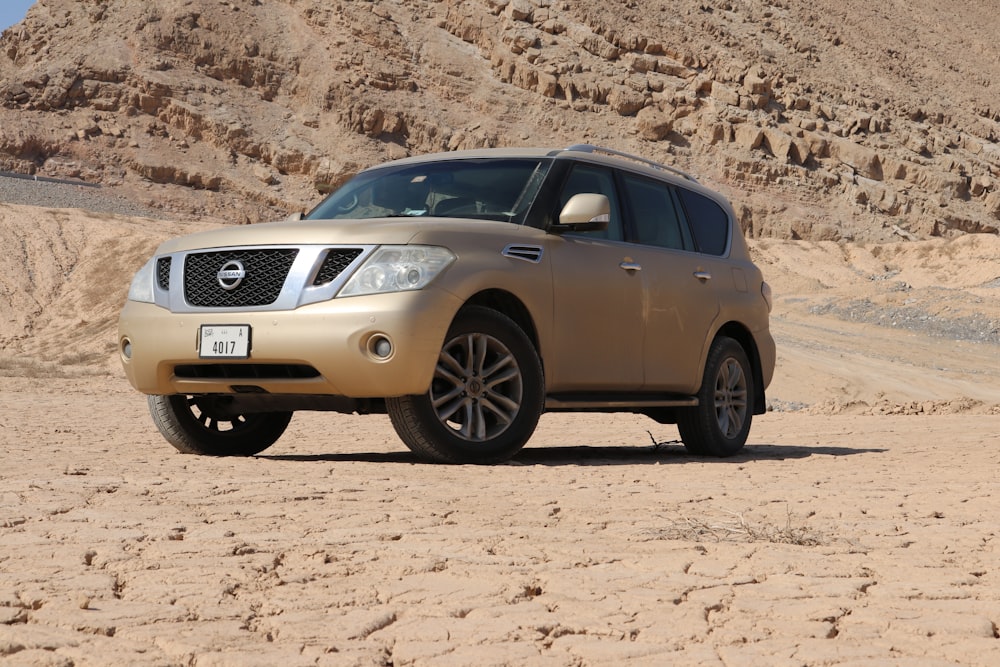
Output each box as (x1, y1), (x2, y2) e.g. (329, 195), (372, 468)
(368, 334), (393, 359)
(122, 338), (133, 360)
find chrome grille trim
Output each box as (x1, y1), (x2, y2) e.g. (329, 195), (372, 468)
(150, 244), (375, 313)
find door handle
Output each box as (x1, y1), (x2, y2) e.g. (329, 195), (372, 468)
(619, 260), (642, 272)
(693, 270), (712, 281)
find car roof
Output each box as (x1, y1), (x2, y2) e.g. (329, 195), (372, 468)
(370, 145), (696, 179)
(363, 144), (733, 212)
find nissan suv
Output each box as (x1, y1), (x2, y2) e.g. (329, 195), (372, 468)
(118, 145), (775, 463)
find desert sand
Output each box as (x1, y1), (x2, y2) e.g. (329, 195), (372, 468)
(1, 204), (1000, 665)
(3, 0), (1000, 662)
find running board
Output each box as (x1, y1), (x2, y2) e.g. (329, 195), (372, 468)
(545, 394), (698, 410)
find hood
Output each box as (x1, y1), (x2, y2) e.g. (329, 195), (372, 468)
(154, 216), (546, 255)
(155, 218), (427, 254)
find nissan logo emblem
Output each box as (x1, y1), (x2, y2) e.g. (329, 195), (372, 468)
(217, 260), (246, 290)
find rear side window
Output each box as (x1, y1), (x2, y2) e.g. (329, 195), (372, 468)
(621, 173), (687, 250)
(676, 188), (730, 256)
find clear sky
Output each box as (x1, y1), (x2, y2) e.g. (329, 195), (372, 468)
(0, 0), (35, 33)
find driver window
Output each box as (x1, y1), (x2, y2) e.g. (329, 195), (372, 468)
(558, 164), (623, 241)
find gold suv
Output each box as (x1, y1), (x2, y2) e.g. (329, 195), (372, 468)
(119, 145), (775, 463)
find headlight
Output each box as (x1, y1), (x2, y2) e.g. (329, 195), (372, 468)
(127, 258), (156, 304)
(339, 245), (455, 297)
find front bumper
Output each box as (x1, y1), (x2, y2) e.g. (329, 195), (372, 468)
(118, 288), (462, 398)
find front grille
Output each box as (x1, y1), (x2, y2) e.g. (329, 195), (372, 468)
(184, 249), (298, 307)
(174, 363), (321, 379)
(314, 248), (362, 285)
(156, 257), (172, 290)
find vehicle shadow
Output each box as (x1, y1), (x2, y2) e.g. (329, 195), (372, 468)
(258, 442), (886, 466)
(511, 442), (886, 466)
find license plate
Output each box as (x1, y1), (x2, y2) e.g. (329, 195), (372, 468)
(199, 325), (251, 359)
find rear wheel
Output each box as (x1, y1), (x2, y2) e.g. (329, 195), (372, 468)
(148, 394), (291, 456)
(387, 306), (544, 464)
(678, 336), (753, 457)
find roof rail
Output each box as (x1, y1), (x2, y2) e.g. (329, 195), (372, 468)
(562, 144), (698, 183)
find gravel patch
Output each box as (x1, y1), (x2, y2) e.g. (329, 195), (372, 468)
(809, 298), (999, 345)
(0, 173), (164, 219)
(766, 399), (810, 413)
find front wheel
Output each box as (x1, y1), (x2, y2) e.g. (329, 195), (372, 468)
(677, 336), (754, 457)
(387, 306), (544, 464)
(148, 394), (291, 456)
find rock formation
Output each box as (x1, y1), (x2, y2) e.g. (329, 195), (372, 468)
(0, 0), (998, 241)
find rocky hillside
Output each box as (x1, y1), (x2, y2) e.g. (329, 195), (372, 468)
(1, 0), (998, 241)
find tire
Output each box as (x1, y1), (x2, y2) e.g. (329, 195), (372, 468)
(677, 336), (754, 457)
(148, 394), (291, 456)
(386, 306), (544, 464)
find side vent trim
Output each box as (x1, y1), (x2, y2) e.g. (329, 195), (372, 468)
(502, 244), (544, 263)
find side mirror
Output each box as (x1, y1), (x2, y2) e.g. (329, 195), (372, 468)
(285, 211), (303, 222)
(557, 193), (610, 231)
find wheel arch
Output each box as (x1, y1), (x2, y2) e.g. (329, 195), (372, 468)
(387, 301), (545, 463)
(713, 321), (767, 415)
(460, 289), (541, 352)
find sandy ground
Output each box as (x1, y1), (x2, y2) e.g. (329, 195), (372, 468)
(1, 205), (1000, 665)
(2, 380), (999, 666)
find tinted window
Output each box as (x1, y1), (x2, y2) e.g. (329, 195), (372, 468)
(621, 174), (686, 250)
(558, 164), (623, 241)
(677, 188), (730, 255)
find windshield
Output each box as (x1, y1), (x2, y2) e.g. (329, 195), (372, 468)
(306, 158), (552, 224)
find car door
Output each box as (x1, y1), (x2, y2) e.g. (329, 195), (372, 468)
(545, 163), (645, 392)
(618, 173), (722, 393)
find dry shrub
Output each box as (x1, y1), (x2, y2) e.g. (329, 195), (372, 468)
(0, 354), (109, 379)
(654, 507), (825, 546)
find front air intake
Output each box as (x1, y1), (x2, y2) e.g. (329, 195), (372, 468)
(313, 248), (363, 286)
(173, 363), (321, 379)
(184, 249), (298, 307)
